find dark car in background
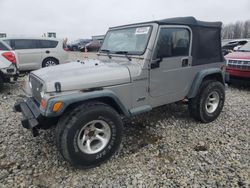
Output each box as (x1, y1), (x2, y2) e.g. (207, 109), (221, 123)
(222, 39), (249, 56)
(67, 39), (91, 51)
(225, 42), (250, 82)
(79, 40), (102, 52)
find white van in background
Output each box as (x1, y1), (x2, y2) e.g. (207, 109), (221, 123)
(0, 40), (18, 90)
(3, 37), (69, 71)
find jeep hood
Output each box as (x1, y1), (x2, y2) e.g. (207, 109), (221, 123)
(32, 59), (131, 92)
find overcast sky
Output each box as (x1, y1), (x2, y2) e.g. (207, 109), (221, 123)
(0, 0), (249, 41)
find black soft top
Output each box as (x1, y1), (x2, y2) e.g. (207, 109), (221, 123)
(158, 17), (223, 65)
(156, 17), (222, 28)
(111, 16), (222, 29)
(110, 17), (224, 65)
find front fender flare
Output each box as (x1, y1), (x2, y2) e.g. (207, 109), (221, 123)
(45, 90), (130, 117)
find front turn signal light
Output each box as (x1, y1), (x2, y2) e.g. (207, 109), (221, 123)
(52, 102), (63, 112)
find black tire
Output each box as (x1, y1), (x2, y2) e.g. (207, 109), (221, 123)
(42, 58), (59, 68)
(55, 101), (123, 168)
(188, 80), (225, 123)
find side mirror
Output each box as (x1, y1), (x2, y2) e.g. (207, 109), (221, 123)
(151, 39), (172, 69)
(150, 58), (162, 69)
(150, 44), (167, 69)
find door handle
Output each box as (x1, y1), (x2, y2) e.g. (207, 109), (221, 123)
(45, 50), (50, 54)
(182, 58), (189, 67)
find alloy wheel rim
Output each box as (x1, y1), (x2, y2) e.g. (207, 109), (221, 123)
(205, 91), (220, 113)
(45, 60), (56, 67)
(77, 120), (111, 154)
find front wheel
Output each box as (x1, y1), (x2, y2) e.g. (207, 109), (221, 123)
(55, 102), (123, 168)
(188, 80), (225, 123)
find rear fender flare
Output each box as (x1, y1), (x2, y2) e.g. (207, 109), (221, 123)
(187, 68), (224, 99)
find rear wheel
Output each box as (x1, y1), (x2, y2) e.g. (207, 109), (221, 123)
(42, 58), (59, 67)
(188, 80), (225, 123)
(56, 101), (123, 168)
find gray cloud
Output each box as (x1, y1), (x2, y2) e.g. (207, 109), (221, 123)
(0, 0), (249, 41)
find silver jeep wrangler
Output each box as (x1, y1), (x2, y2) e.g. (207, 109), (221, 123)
(15, 17), (226, 168)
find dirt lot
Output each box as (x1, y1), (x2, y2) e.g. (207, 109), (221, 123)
(0, 52), (249, 187)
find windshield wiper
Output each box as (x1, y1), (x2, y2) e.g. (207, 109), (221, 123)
(100, 49), (112, 59)
(115, 51), (131, 61)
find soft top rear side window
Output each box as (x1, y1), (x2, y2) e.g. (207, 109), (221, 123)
(197, 28), (221, 60)
(0, 41), (10, 51)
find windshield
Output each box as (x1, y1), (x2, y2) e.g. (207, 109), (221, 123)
(239, 42), (250, 52)
(101, 26), (152, 55)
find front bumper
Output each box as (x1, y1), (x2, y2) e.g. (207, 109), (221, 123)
(14, 97), (58, 136)
(14, 98), (41, 136)
(226, 67), (250, 78)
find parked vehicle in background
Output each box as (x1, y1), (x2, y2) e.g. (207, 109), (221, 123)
(15, 17), (226, 168)
(79, 40), (102, 52)
(67, 39), (91, 51)
(222, 39), (249, 56)
(3, 37), (69, 71)
(0, 40), (18, 90)
(225, 42), (250, 81)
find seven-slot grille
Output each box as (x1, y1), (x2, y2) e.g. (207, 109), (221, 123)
(29, 75), (43, 103)
(227, 59), (250, 70)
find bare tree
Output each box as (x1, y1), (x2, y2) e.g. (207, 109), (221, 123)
(222, 24), (235, 39)
(234, 21), (243, 38)
(222, 20), (250, 39)
(243, 20), (250, 38)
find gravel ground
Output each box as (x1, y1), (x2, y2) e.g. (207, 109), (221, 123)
(0, 53), (249, 187)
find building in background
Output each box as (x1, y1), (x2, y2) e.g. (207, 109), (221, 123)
(47, 32), (56, 38)
(0, 33), (7, 38)
(92, 35), (105, 43)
